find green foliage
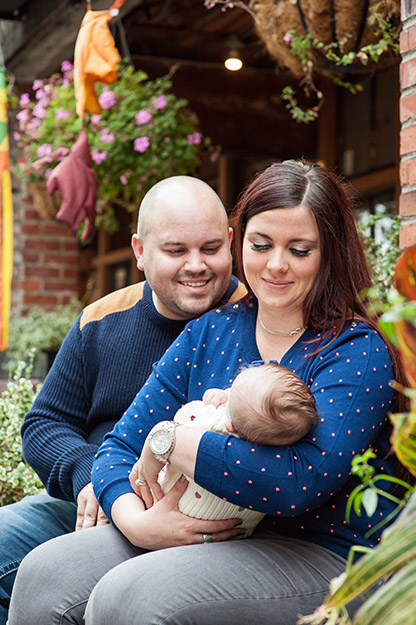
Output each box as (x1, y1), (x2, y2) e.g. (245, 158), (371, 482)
(13, 61), (217, 235)
(3, 299), (82, 374)
(358, 213), (400, 306)
(346, 449), (412, 538)
(0, 357), (45, 506)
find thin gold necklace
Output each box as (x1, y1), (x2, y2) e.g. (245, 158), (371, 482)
(258, 312), (304, 337)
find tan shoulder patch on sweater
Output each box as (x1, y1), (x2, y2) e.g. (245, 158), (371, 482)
(228, 281), (247, 303)
(80, 282), (145, 330)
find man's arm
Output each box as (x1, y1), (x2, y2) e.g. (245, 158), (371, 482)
(21, 317), (97, 502)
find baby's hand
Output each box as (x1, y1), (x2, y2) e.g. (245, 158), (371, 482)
(203, 387), (230, 408)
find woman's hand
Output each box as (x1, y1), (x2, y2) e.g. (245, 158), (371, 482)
(112, 481), (244, 550)
(129, 440), (165, 508)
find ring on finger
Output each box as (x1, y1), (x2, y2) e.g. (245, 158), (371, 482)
(135, 478), (147, 486)
(202, 533), (213, 544)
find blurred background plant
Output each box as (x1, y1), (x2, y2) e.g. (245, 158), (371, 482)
(2, 299), (82, 377)
(0, 356), (44, 506)
(13, 61), (217, 236)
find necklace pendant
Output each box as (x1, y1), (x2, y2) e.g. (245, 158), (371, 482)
(258, 312), (304, 337)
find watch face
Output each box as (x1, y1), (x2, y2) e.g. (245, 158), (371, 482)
(152, 428), (172, 454)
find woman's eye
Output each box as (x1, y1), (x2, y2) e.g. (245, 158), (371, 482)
(250, 242), (271, 252)
(290, 248), (310, 257)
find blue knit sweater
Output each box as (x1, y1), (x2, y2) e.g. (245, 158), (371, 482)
(93, 301), (397, 559)
(21, 277), (243, 502)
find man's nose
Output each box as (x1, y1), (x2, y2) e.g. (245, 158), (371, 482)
(184, 251), (207, 272)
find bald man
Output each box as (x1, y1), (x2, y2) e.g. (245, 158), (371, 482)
(0, 176), (246, 625)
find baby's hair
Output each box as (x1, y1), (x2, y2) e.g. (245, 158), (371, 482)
(231, 363), (317, 446)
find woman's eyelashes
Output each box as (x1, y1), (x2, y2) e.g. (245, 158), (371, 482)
(289, 248), (311, 257)
(249, 242), (311, 257)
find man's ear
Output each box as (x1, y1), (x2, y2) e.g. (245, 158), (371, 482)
(228, 227), (233, 247)
(131, 233), (145, 271)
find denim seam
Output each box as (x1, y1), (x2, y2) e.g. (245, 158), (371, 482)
(0, 561), (21, 579)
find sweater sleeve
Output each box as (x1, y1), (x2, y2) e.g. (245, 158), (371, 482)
(21, 316), (97, 501)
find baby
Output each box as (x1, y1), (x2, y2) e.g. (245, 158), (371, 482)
(159, 361), (318, 537)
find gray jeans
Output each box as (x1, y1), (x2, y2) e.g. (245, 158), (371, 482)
(8, 523), (357, 625)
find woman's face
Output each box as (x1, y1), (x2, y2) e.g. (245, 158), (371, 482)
(242, 205), (321, 318)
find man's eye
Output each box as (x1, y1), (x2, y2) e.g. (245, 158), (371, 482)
(290, 248), (310, 257)
(166, 249), (184, 255)
(202, 247), (220, 254)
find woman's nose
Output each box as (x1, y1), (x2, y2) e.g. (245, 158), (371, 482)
(267, 250), (289, 273)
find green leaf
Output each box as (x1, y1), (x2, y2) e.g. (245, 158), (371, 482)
(361, 489), (379, 518)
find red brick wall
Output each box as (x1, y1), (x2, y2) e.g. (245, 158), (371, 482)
(12, 189), (81, 316)
(399, 0), (416, 248)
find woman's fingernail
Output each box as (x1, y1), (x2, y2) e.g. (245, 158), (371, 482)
(180, 475), (187, 483)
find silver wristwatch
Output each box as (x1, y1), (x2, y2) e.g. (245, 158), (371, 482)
(147, 421), (179, 464)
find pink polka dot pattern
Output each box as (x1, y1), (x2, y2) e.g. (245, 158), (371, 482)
(93, 304), (397, 560)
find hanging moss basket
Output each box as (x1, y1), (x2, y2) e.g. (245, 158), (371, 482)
(27, 181), (62, 221)
(254, 0), (401, 79)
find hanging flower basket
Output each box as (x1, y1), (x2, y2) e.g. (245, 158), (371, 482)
(27, 181), (62, 221)
(254, 0), (401, 79)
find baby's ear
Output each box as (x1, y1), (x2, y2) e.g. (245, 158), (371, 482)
(225, 416), (236, 434)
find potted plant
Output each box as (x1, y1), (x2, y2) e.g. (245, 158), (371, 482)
(13, 61), (217, 237)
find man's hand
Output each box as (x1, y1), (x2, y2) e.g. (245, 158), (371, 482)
(76, 482), (109, 531)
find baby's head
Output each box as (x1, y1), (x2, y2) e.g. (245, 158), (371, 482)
(226, 363), (317, 446)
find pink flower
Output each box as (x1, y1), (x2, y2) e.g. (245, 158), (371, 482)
(19, 93), (30, 106)
(91, 114), (102, 125)
(55, 108), (69, 120)
(91, 149), (108, 164)
(283, 32), (293, 44)
(153, 95), (167, 110)
(100, 129), (115, 143)
(133, 136), (150, 153)
(33, 102), (47, 119)
(135, 108), (152, 125)
(187, 132), (202, 146)
(62, 78), (71, 89)
(98, 88), (116, 110)
(16, 109), (29, 123)
(37, 143), (52, 157)
(28, 118), (41, 131)
(13, 131), (20, 141)
(61, 60), (73, 72)
(32, 79), (43, 91)
(120, 175), (128, 185)
(35, 88), (46, 101)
